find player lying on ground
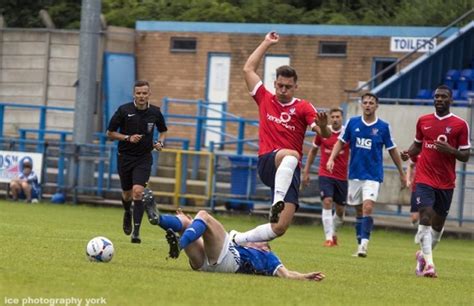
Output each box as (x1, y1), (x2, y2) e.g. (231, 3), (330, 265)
(143, 190), (325, 281)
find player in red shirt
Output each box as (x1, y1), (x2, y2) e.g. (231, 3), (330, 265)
(303, 108), (349, 247)
(401, 85), (471, 278)
(232, 32), (330, 245)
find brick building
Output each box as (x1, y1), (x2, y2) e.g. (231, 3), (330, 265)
(135, 21), (454, 148)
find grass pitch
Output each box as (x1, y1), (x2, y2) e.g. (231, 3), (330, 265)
(0, 200), (473, 306)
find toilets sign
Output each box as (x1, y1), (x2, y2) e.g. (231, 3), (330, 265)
(390, 37), (437, 52)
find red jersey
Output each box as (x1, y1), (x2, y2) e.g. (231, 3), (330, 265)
(252, 82), (317, 159)
(314, 126), (349, 180)
(414, 113), (471, 189)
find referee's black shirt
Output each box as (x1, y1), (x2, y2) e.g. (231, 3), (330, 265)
(107, 102), (168, 156)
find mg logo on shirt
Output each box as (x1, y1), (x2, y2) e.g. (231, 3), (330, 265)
(355, 137), (372, 149)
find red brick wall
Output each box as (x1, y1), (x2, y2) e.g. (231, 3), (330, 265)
(136, 32), (423, 149)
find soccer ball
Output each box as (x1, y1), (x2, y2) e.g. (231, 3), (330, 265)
(86, 236), (114, 262)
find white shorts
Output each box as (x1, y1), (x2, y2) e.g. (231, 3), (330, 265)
(197, 232), (240, 273)
(347, 180), (380, 205)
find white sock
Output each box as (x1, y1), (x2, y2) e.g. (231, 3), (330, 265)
(273, 156), (298, 205)
(431, 228), (444, 250)
(322, 209), (333, 240)
(417, 225), (434, 266)
(361, 238), (369, 249)
(414, 225), (424, 244)
(333, 213), (344, 233)
(233, 223), (277, 244)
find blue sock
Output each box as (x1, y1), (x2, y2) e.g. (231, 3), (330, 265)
(361, 216), (374, 240)
(158, 215), (183, 232)
(179, 219), (207, 249)
(355, 217), (363, 244)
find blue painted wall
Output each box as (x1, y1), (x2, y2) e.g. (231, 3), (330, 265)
(102, 52), (136, 130)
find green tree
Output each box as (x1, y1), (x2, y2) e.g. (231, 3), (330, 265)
(176, 1), (245, 22)
(0, 0), (80, 29)
(46, 0), (81, 29)
(102, 0), (150, 28)
(240, 0), (306, 24)
(1, 0), (472, 28)
(394, 0), (472, 26)
(0, 0), (51, 27)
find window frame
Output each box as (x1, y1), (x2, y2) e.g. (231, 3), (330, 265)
(170, 37), (197, 53)
(318, 41), (347, 57)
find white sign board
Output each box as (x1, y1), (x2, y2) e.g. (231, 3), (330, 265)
(390, 37), (437, 53)
(0, 151), (43, 183)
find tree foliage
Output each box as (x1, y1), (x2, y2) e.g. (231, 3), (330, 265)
(0, 0), (80, 29)
(394, 0), (472, 26)
(1, 0), (471, 29)
(0, 0), (49, 28)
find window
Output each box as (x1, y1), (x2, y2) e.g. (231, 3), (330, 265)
(372, 58), (397, 87)
(170, 37), (197, 52)
(319, 41), (347, 57)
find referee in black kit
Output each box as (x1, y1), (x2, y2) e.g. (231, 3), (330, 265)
(106, 80), (167, 243)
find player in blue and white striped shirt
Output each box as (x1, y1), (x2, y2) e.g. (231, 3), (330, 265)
(327, 93), (406, 257)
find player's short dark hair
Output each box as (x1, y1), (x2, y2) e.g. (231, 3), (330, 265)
(435, 84), (453, 97)
(134, 80), (150, 89)
(361, 92), (379, 104)
(276, 65), (298, 83)
(329, 107), (343, 115)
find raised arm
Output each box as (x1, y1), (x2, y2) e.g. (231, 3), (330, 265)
(276, 266), (325, 281)
(243, 32), (279, 92)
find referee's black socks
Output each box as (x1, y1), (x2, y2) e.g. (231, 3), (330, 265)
(122, 198), (132, 212)
(132, 199), (145, 236)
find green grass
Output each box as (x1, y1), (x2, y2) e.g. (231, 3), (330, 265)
(0, 200), (473, 306)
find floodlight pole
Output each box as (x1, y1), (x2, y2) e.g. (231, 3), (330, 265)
(71, 0), (101, 191)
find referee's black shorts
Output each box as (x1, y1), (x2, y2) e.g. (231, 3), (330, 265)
(117, 152), (152, 191)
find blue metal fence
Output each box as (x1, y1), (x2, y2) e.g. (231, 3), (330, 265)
(162, 97), (260, 154)
(1, 101), (472, 226)
(0, 103), (74, 139)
